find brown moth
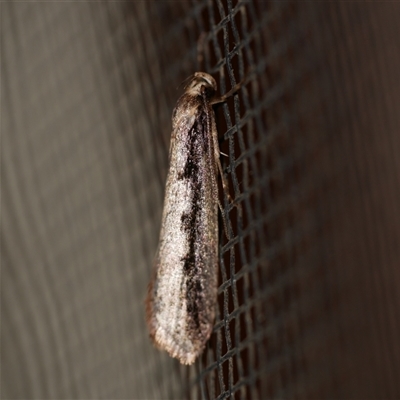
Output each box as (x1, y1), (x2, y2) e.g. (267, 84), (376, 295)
(146, 72), (227, 365)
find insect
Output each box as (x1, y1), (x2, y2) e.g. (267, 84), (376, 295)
(145, 72), (238, 365)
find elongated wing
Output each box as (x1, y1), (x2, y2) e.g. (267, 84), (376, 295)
(146, 101), (219, 365)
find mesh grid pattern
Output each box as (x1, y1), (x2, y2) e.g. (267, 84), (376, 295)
(2, 1), (400, 399)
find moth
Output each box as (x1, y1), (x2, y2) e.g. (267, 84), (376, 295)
(146, 72), (237, 365)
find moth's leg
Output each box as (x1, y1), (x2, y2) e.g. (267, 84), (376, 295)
(216, 157), (243, 240)
(211, 116), (233, 203)
(210, 79), (243, 106)
(216, 153), (233, 204)
(211, 118), (244, 239)
(217, 199), (231, 240)
(216, 154), (243, 216)
(210, 75), (247, 235)
(212, 67), (255, 105)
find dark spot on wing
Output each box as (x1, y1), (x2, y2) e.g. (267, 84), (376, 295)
(178, 110), (209, 330)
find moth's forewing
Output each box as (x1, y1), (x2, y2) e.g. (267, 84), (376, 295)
(146, 76), (220, 365)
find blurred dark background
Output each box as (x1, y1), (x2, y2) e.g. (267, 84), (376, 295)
(1, 2), (400, 399)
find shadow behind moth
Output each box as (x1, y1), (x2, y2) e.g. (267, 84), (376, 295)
(145, 72), (228, 365)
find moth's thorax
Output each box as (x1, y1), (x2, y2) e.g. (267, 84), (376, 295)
(172, 73), (217, 131)
(172, 78), (216, 132)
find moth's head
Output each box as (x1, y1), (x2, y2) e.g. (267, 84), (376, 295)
(185, 72), (217, 98)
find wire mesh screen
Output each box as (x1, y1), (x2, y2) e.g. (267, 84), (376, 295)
(2, 1), (400, 399)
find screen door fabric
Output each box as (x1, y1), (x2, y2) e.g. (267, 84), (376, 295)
(2, 2), (400, 399)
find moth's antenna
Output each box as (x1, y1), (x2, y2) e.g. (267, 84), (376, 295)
(177, 75), (193, 91)
(197, 32), (207, 72)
